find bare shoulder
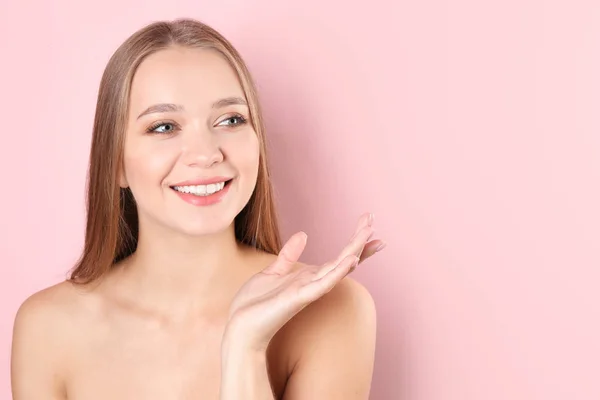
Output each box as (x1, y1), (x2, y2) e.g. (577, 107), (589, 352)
(285, 264), (377, 345)
(277, 262), (378, 399)
(241, 250), (378, 398)
(11, 280), (92, 398)
(256, 254), (377, 349)
(13, 280), (92, 330)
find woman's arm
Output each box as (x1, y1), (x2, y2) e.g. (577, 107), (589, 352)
(219, 331), (277, 399)
(219, 213), (383, 400)
(11, 290), (68, 399)
(219, 277), (377, 400)
(279, 278), (377, 399)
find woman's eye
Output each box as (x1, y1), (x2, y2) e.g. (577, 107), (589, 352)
(147, 122), (177, 134)
(145, 115), (246, 135)
(218, 115), (247, 127)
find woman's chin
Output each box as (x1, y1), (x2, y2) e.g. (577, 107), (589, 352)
(171, 220), (234, 237)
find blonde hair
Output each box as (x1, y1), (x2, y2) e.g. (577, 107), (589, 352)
(68, 18), (282, 284)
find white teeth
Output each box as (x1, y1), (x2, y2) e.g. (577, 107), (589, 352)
(173, 181), (227, 196)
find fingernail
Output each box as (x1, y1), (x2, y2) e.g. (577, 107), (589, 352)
(368, 213), (374, 226)
(375, 242), (387, 252)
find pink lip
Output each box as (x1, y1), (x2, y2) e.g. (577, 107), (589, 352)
(171, 176), (233, 186)
(171, 178), (233, 207)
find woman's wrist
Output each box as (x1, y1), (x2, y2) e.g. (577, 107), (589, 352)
(220, 324), (269, 376)
(221, 329), (264, 359)
(222, 319), (269, 354)
(220, 326), (274, 400)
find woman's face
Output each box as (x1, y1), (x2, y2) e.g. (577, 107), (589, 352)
(121, 46), (260, 236)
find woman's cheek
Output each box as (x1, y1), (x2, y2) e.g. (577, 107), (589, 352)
(124, 140), (178, 186)
(232, 131), (260, 165)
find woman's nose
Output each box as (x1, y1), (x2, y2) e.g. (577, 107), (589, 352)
(180, 128), (224, 168)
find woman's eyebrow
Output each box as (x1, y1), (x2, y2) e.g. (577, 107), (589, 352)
(136, 96), (248, 120)
(137, 103), (184, 119)
(212, 96), (247, 109)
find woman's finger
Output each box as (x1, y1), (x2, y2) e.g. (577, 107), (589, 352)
(298, 255), (359, 303)
(351, 212), (374, 240)
(299, 239), (383, 286)
(264, 231), (307, 275)
(357, 239), (386, 263)
(331, 225), (375, 267)
(335, 212), (375, 267)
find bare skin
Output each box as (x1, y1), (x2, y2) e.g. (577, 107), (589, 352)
(11, 45), (383, 399)
(11, 243), (378, 399)
(16, 247), (287, 399)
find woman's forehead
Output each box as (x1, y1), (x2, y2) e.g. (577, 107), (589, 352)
(129, 47), (245, 114)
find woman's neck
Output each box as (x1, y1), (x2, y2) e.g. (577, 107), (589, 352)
(108, 221), (256, 323)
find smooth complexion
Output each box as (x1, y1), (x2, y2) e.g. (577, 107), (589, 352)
(10, 46), (385, 400)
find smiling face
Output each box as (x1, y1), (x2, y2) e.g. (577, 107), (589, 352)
(120, 46), (260, 236)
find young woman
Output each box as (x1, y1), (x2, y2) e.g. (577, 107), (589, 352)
(10, 18), (386, 399)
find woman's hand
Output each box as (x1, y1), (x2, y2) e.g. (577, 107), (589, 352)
(223, 212), (386, 352)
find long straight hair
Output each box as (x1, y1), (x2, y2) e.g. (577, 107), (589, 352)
(68, 18), (282, 284)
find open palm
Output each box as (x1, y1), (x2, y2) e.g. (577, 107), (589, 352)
(225, 212), (385, 351)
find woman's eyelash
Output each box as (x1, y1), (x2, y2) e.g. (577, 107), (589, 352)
(146, 120), (179, 134)
(145, 114), (248, 135)
(217, 114), (247, 127)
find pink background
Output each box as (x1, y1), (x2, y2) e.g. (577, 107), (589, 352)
(1, 1), (599, 399)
